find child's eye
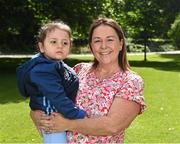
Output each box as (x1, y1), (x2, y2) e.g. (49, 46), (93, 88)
(50, 40), (57, 44)
(62, 41), (68, 46)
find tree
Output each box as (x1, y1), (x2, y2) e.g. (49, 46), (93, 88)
(0, 0), (47, 53)
(168, 14), (180, 49)
(0, 0), (106, 53)
(32, 0), (105, 39)
(156, 0), (180, 38)
(0, 0), (179, 54)
(123, 0), (166, 61)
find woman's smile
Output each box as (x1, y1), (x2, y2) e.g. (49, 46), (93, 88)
(99, 51), (111, 55)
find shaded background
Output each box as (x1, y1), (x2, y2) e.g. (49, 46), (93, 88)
(0, 0), (179, 55)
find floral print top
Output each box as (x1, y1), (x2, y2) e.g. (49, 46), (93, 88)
(67, 63), (146, 143)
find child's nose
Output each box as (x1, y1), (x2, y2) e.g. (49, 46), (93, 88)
(57, 41), (63, 48)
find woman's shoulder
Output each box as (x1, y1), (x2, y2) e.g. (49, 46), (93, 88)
(73, 62), (92, 73)
(122, 70), (144, 83)
(117, 70), (146, 114)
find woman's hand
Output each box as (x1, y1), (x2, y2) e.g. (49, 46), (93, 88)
(30, 110), (69, 134)
(47, 113), (70, 133)
(30, 110), (50, 135)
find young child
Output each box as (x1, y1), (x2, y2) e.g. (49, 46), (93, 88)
(16, 21), (86, 143)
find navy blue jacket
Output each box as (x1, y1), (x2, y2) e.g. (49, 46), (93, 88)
(16, 54), (86, 119)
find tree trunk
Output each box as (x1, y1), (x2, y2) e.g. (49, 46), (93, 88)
(144, 42), (147, 62)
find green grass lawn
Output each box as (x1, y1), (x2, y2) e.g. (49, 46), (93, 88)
(0, 53), (180, 143)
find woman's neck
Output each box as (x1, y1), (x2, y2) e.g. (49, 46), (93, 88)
(94, 63), (120, 80)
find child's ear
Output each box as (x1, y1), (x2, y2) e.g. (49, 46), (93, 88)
(70, 41), (73, 48)
(38, 42), (44, 53)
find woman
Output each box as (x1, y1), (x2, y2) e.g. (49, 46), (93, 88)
(31, 17), (146, 143)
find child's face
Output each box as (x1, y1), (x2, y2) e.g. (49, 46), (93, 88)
(39, 28), (71, 60)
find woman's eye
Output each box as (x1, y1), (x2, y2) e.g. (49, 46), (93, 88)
(93, 40), (101, 43)
(107, 39), (114, 42)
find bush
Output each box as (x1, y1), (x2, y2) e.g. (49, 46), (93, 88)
(127, 43), (150, 53)
(168, 14), (180, 49)
(148, 39), (175, 52)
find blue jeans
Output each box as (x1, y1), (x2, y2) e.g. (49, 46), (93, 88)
(42, 130), (67, 143)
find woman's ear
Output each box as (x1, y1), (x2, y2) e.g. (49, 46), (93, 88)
(38, 42), (44, 53)
(119, 39), (123, 51)
(88, 44), (93, 52)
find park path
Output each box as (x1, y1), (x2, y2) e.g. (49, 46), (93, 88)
(0, 51), (180, 58)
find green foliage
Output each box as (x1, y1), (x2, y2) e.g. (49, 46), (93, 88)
(156, 0), (180, 36)
(0, 0), (105, 53)
(124, 0), (164, 39)
(0, 0), (179, 53)
(168, 14), (180, 49)
(0, 0), (43, 54)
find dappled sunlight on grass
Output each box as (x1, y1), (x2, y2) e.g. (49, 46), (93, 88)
(128, 54), (180, 72)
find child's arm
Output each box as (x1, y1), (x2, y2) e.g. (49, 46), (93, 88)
(30, 63), (86, 119)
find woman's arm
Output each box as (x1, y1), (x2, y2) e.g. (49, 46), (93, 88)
(30, 110), (46, 135)
(48, 97), (140, 136)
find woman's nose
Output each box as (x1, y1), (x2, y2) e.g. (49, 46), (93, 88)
(101, 40), (106, 49)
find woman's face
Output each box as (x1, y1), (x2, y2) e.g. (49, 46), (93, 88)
(90, 25), (123, 66)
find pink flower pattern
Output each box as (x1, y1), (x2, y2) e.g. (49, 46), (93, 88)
(67, 63), (146, 143)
